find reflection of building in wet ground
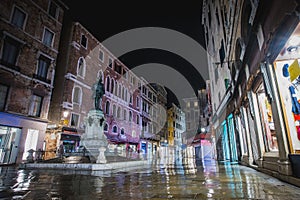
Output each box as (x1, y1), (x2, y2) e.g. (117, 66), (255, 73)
(5, 158), (300, 199)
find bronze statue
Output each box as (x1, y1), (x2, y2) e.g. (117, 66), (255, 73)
(92, 76), (105, 110)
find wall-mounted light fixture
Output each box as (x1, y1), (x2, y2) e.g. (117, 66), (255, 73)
(63, 110), (69, 118)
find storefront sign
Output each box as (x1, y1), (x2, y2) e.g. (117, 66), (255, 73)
(288, 59), (300, 82)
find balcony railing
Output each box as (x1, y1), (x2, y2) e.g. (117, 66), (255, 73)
(0, 59), (21, 72)
(33, 74), (51, 84)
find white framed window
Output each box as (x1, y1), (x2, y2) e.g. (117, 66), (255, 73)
(123, 109), (127, 121)
(108, 57), (113, 68)
(129, 111), (132, 122)
(42, 27), (54, 47)
(36, 55), (51, 81)
(106, 76), (110, 92)
(77, 57), (86, 78)
(1, 36), (22, 66)
(80, 34), (87, 48)
(113, 104), (116, 117)
(48, 0), (59, 19)
(0, 84), (9, 111)
(105, 101), (110, 115)
(70, 113), (80, 127)
(72, 86), (82, 105)
(117, 106), (121, 119)
(112, 125), (118, 133)
(136, 97), (139, 107)
(121, 128), (125, 135)
(110, 79), (114, 93)
(11, 6), (27, 29)
(99, 50), (104, 62)
(28, 95), (43, 117)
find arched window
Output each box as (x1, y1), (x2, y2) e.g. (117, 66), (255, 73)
(129, 111), (132, 122)
(113, 104), (116, 117)
(72, 86), (82, 105)
(125, 89), (128, 102)
(104, 123), (108, 132)
(110, 79), (114, 93)
(123, 109), (127, 121)
(117, 106), (121, 119)
(77, 57), (86, 78)
(122, 86), (125, 100)
(118, 84), (122, 97)
(132, 130), (136, 138)
(136, 115), (140, 124)
(121, 128), (125, 135)
(113, 125), (117, 133)
(106, 76), (110, 92)
(114, 82), (118, 96)
(105, 101), (110, 115)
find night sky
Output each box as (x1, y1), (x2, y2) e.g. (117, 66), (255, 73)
(62, 0), (206, 107)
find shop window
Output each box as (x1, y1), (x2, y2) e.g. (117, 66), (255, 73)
(72, 86), (82, 105)
(11, 6), (27, 29)
(28, 95), (43, 117)
(48, 1), (58, 19)
(22, 129), (38, 160)
(80, 34), (87, 48)
(256, 84), (278, 152)
(0, 84), (9, 111)
(36, 55), (51, 82)
(70, 113), (79, 127)
(43, 28), (54, 47)
(1, 36), (21, 69)
(77, 57), (86, 78)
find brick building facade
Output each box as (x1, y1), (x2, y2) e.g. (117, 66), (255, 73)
(0, 0), (67, 163)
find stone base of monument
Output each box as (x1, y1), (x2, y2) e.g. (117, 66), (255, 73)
(80, 109), (108, 164)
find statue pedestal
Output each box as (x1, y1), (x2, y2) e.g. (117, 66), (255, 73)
(81, 109), (107, 163)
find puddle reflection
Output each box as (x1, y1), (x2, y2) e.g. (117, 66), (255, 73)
(0, 156), (300, 199)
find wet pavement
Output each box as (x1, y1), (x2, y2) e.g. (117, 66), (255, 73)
(1, 158), (300, 199)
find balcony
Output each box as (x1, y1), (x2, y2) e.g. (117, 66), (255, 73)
(0, 59), (21, 72)
(33, 74), (51, 84)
